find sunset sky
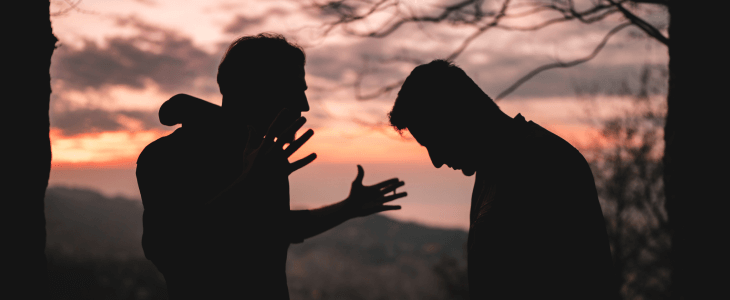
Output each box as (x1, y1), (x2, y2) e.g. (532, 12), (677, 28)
(48, 0), (668, 230)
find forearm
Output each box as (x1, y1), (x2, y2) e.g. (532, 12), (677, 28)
(296, 199), (354, 240)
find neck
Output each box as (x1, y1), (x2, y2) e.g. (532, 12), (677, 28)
(473, 111), (518, 171)
(477, 110), (514, 140)
(219, 110), (253, 138)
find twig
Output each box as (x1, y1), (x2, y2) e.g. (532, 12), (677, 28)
(495, 22), (633, 100)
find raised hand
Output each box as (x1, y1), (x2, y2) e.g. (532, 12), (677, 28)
(240, 108), (317, 182)
(343, 165), (407, 218)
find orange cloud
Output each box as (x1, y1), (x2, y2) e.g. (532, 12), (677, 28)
(49, 124), (428, 169)
(289, 124), (427, 164)
(49, 119), (609, 170)
(50, 128), (174, 169)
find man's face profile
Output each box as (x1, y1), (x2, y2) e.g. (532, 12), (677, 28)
(233, 63), (309, 139)
(268, 65), (308, 141)
(408, 120), (477, 176)
(260, 65), (306, 106)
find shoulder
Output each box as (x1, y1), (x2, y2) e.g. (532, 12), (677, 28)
(521, 122), (592, 177)
(137, 128), (185, 166)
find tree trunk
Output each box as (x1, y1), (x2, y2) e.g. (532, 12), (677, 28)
(665, 2), (723, 299)
(5, 1), (55, 296)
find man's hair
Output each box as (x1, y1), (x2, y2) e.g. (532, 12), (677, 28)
(388, 59), (500, 134)
(217, 33), (306, 95)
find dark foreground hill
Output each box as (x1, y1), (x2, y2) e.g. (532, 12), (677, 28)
(44, 186), (468, 300)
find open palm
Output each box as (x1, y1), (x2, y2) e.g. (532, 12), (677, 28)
(344, 165), (407, 217)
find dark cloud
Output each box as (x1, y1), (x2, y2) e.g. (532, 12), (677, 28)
(300, 32), (665, 102)
(133, 0), (157, 6)
(304, 38), (419, 82)
(52, 16), (222, 94)
(223, 8), (290, 34)
(481, 62), (666, 99)
(223, 15), (265, 34)
(50, 96), (169, 136)
(296, 3), (668, 101)
(458, 40), (667, 99)
(47, 8), (666, 138)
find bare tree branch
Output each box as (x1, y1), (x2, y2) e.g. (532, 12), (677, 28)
(353, 54), (423, 100)
(355, 5), (621, 100)
(355, 77), (406, 100)
(503, 4), (558, 18)
(317, 0), (630, 100)
(494, 7), (616, 32)
(51, 0), (81, 16)
(446, 0), (511, 60)
(357, 0), (489, 37)
(310, 0), (666, 102)
(629, 0), (669, 6)
(608, 0), (669, 45)
(495, 22), (632, 100)
(314, 0), (396, 36)
(313, 0), (495, 38)
(51, 0), (96, 16)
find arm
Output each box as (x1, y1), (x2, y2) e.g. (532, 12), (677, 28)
(198, 109), (317, 219)
(290, 165), (407, 241)
(293, 200), (352, 241)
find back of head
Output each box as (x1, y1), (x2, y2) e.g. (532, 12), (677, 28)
(388, 59), (500, 133)
(217, 33), (305, 96)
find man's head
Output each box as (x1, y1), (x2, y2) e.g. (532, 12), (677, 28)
(217, 33), (309, 132)
(388, 59), (510, 176)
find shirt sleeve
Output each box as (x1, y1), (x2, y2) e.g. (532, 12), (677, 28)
(286, 209), (312, 244)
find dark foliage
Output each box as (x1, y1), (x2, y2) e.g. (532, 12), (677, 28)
(583, 65), (669, 299)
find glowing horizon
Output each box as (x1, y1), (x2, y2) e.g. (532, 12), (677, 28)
(47, 0), (667, 230)
(50, 113), (611, 169)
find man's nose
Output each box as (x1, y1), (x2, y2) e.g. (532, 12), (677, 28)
(300, 92), (310, 112)
(291, 91), (309, 112)
(427, 147), (444, 168)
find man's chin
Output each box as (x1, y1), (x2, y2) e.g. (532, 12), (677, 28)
(449, 165), (475, 176)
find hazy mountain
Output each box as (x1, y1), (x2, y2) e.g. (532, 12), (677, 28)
(44, 186), (469, 299)
(45, 186), (145, 260)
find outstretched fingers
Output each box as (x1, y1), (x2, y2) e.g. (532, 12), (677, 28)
(381, 192), (407, 203)
(275, 116), (307, 149)
(379, 181), (405, 194)
(369, 205), (402, 215)
(262, 108), (299, 149)
(372, 178), (400, 189)
(288, 153), (317, 175)
(283, 128), (314, 158)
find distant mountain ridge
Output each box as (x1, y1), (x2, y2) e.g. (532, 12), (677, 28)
(45, 186), (145, 260)
(45, 186), (467, 260)
(44, 186), (469, 299)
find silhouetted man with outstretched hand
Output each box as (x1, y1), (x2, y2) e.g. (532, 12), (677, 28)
(136, 33), (407, 299)
(388, 60), (617, 299)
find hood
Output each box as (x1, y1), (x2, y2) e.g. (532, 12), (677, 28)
(159, 94), (223, 127)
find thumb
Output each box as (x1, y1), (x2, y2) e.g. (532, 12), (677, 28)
(353, 165), (364, 185)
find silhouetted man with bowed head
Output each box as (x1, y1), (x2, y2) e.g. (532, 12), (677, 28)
(388, 59), (617, 299)
(136, 33), (407, 299)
